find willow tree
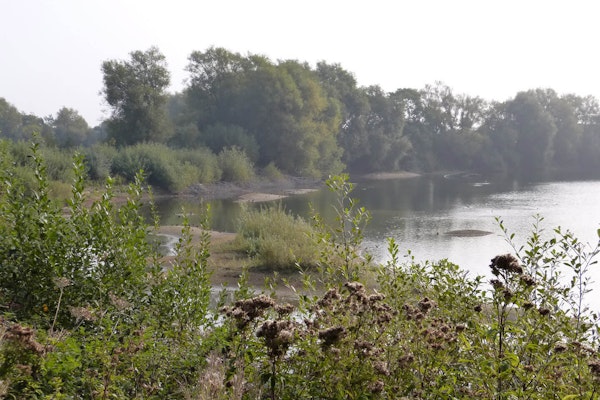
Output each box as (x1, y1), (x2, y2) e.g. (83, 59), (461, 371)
(102, 47), (173, 145)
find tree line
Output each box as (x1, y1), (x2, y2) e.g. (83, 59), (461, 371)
(2, 46), (600, 183)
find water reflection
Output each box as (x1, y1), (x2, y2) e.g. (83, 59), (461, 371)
(151, 174), (600, 308)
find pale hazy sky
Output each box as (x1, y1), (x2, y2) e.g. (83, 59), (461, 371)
(1, 0), (599, 126)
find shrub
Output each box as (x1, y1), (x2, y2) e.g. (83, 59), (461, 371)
(2, 157), (600, 399)
(177, 147), (222, 183)
(261, 161), (284, 181)
(235, 203), (318, 270)
(82, 143), (117, 181)
(218, 146), (255, 183)
(111, 143), (197, 192)
(40, 146), (76, 182)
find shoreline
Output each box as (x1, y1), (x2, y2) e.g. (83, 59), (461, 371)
(152, 171), (421, 298)
(176, 170), (421, 203)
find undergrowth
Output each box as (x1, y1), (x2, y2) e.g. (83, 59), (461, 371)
(0, 143), (599, 399)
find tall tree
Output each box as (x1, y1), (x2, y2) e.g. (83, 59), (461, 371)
(509, 91), (557, 173)
(102, 47), (173, 145)
(185, 52), (343, 177)
(0, 98), (23, 140)
(50, 107), (90, 148)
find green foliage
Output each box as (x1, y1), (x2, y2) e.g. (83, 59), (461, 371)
(311, 174), (372, 284)
(48, 107), (91, 148)
(82, 143), (118, 181)
(111, 143), (214, 192)
(261, 161), (284, 181)
(0, 142), (217, 397)
(102, 47), (173, 145)
(177, 146), (222, 183)
(235, 203), (318, 270)
(185, 49), (344, 178)
(201, 123), (260, 162)
(217, 146), (255, 183)
(2, 143), (600, 399)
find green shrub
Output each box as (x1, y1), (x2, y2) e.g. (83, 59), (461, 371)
(261, 161), (284, 181)
(111, 143), (185, 192)
(217, 146), (255, 183)
(40, 146), (75, 182)
(83, 143), (117, 181)
(235, 203), (318, 270)
(177, 147), (222, 183)
(218, 147), (255, 182)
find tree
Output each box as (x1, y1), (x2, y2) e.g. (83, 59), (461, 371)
(0, 98), (23, 140)
(185, 52), (343, 177)
(102, 47), (173, 145)
(49, 107), (90, 148)
(508, 91), (557, 173)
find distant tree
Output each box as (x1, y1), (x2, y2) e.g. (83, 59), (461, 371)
(201, 123), (259, 162)
(101, 47), (173, 145)
(534, 91), (583, 167)
(359, 86), (411, 172)
(509, 91), (557, 173)
(185, 52), (343, 177)
(185, 47), (252, 127)
(49, 107), (90, 148)
(0, 98), (23, 140)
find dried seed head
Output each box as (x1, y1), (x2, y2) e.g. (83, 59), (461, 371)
(554, 342), (568, 353)
(490, 254), (522, 274)
(53, 277), (71, 289)
(368, 293), (385, 303)
(538, 307), (551, 316)
(344, 281), (364, 293)
(520, 274), (536, 287)
(317, 288), (341, 307)
(109, 293), (132, 311)
(368, 380), (385, 394)
(275, 303), (294, 316)
(69, 306), (97, 322)
(490, 279), (504, 290)
(523, 301), (534, 310)
(418, 297), (436, 313)
(318, 326), (346, 347)
(588, 358), (600, 376)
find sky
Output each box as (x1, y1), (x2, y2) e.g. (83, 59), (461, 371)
(2, 0), (600, 127)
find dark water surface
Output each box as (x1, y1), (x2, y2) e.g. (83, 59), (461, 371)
(154, 173), (600, 308)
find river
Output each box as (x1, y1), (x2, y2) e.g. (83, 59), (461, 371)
(153, 172), (600, 309)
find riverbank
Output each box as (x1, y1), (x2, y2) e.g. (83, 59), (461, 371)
(154, 171), (422, 299)
(155, 225), (306, 301)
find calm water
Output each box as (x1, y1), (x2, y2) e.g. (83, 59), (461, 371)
(154, 173), (600, 308)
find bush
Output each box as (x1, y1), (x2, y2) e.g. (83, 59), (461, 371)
(236, 203), (319, 270)
(40, 147), (76, 182)
(83, 143), (117, 181)
(111, 143), (192, 192)
(177, 147), (222, 183)
(218, 146), (255, 183)
(261, 161), (284, 181)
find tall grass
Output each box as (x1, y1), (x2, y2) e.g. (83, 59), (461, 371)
(235, 203), (318, 270)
